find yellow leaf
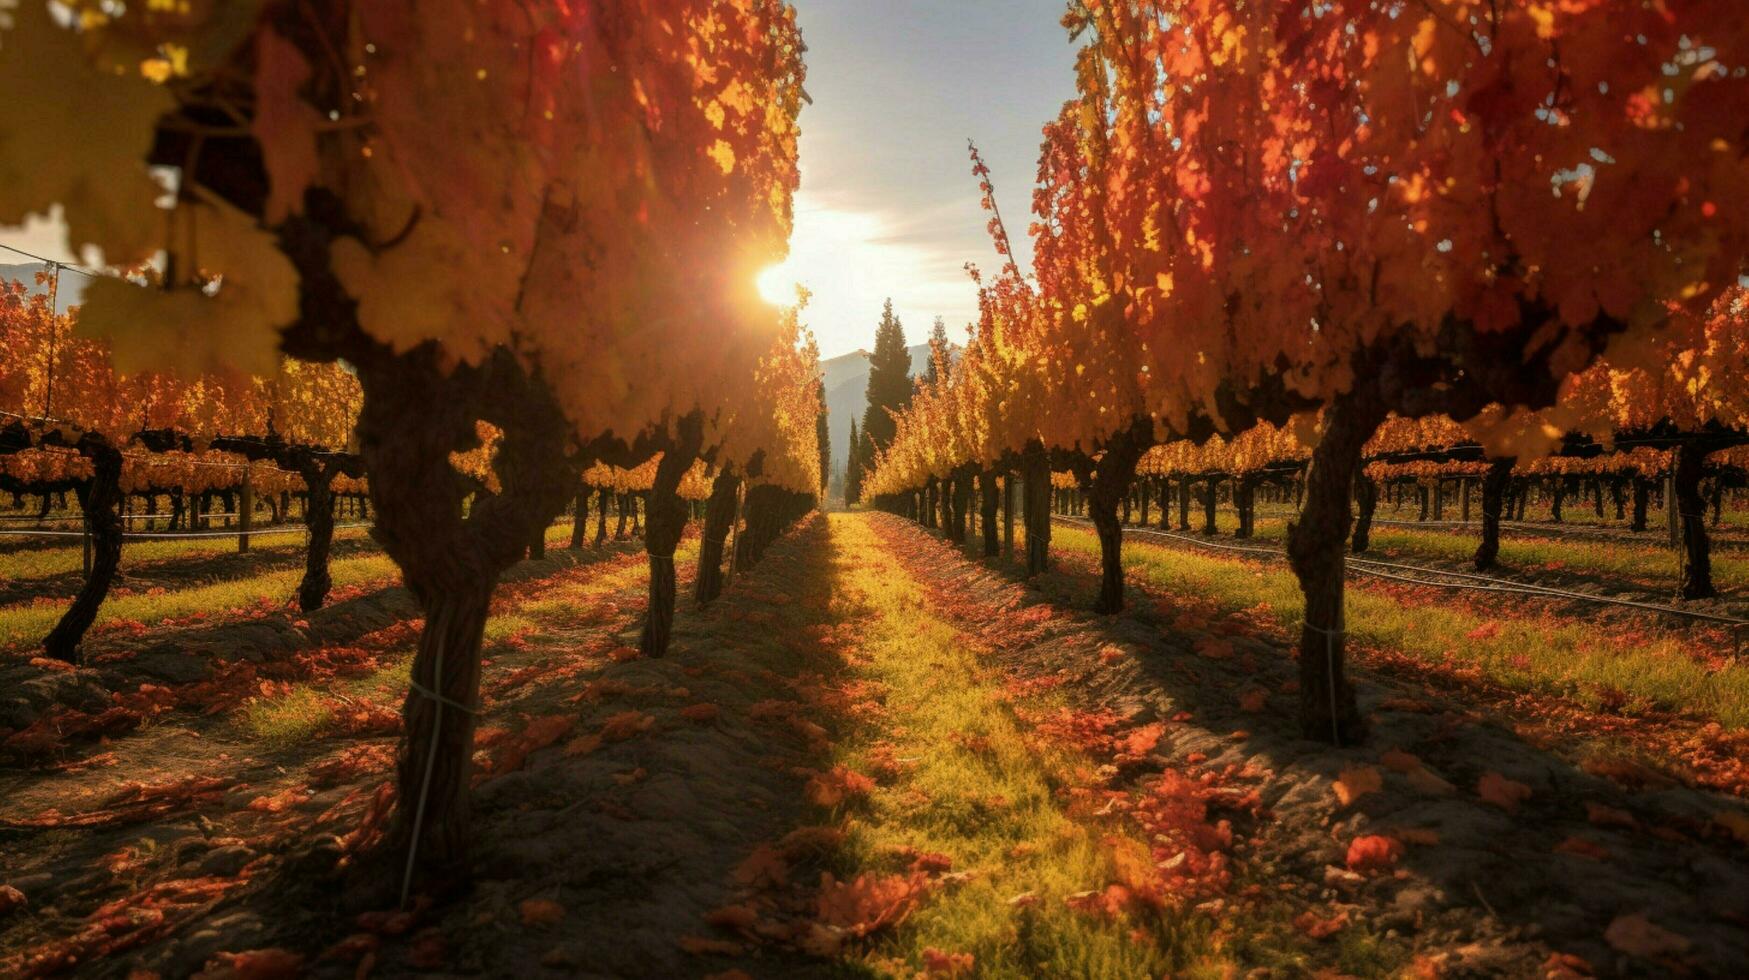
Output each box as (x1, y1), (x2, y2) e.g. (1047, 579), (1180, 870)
(1333, 765), (1382, 808)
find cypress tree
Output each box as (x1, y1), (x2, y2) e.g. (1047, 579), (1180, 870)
(926, 316), (952, 387)
(814, 379), (831, 500)
(845, 419), (863, 504)
(861, 299), (911, 453)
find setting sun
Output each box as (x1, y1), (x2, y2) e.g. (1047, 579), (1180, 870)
(756, 261), (800, 306)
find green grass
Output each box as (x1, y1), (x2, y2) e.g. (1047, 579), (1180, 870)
(824, 514), (1230, 978)
(242, 686), (338, 746)
(1050, 524), (1749, 729)
(0, 514), (590, 585)
(0, 525), (375, 583)
(0, 553), (403, 650)
(1122, 502), (1748, 592)
(242, 655), (414, 745)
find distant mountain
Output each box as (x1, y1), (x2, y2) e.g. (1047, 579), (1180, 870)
(0, 262), (89, 307)
(821, 342), (943, 486)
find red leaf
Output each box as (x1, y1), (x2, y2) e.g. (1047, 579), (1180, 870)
(1345, 834), (1404, 873)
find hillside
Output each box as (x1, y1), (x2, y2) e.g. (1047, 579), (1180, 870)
(0, 262), (88, 306)
(821, 342), (936, 480)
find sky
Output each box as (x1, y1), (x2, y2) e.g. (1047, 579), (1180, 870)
(767, 0), (1080, 359)
(2, 2), (1083, 360)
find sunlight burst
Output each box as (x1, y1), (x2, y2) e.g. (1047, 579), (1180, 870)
(756, 262), (801, 306)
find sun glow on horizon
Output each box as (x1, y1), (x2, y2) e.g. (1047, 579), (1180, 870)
(748, 193), (978, 357)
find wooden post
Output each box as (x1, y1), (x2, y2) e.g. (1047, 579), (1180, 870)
(238, 463), (254, 554)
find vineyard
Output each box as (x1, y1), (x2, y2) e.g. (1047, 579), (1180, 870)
(1, 1), (1748, 978)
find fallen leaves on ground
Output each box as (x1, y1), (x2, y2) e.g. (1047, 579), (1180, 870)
(805, 765), (877, 807)
(1333, 765), (1382, 807)
(1604, 912), (1691, 960)
(518, 898), (565, 927)
(921, 947), (975, 975)
(1293, 908), (1349, 939)
(1477, 771), (1533, 812)
(813, 871), (928, 937)
(1345, 834), (1404, 873)
(193, 948), (305, 980)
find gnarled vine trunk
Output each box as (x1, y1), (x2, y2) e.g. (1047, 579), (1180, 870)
(951, 469), (973, 545)
(298, 470), (337, 611)
(1022, 442), (1051, 576)
(1473, 458), (1515, 570)
(1351, 474), (1378, 554)
(569, 486), (589, 549)
(640, 416), (703, 655)
(44, 440), (123, 663)
(1002, 472), (1015, 556)
(696, 468), (740, 605)
(1087, 421), (1151, 615)
(1674, 440), (1716, 599)
(1233, 476), (1256, 539)
(1286, 391), (1384, 746)
(980, 469), (1000, 557)
(352, 345), (570, 901)
(595, 487), (610, 545)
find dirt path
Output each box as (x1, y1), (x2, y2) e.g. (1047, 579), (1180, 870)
(873, 513), (1749, 976)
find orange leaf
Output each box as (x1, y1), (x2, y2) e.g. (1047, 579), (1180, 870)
(1194, 637), (1233, 660)
(244, 788), (310, 814)
(518, 898), (565, 927)
(806, 765), (876, 807)
(1120, 722), (1166, 756)
(600, 710), (655, 742)
(1476, 771), (1532, 812)
(814, 871), (928, 936)
(680, 703), (720, 722)
(1603, 913), (1690, 960)
(562, 734), (603, 757)
(922, 948), (975, 975)
(1540, 952), (1596, 979)
(1379, 748), (1421, 773)
(1292, 908), (1349, 939)
(193, 948), (305, 979)
(1345, 834), (1403, 873)
(1237, 689), (1267, 712)
(678, 935), (743, 956)
(733, 845), (788, 889)
(1333, 765), (1382, 808)
(1553, 837), (1609, 861)
(1403, 766), (1455, 796)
